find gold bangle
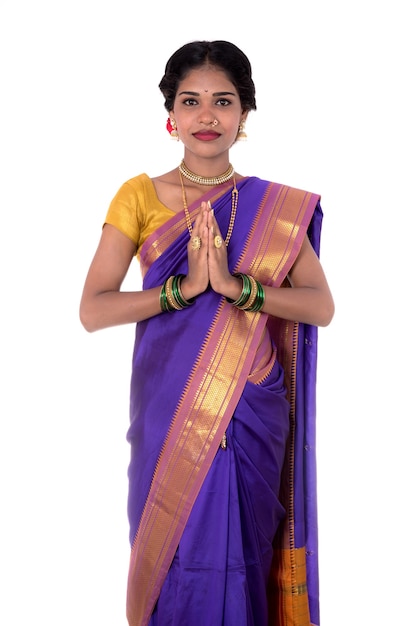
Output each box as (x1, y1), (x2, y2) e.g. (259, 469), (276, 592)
(174, 275), (195, 307)
(245, 280), (265, 312)
(226, 273), (251, 307)
(165, 276), (183, 311)
(238, 275), (258, 310)
(226, 273), (265, 312)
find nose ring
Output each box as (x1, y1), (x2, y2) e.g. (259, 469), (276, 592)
(211, 119), (219, 127)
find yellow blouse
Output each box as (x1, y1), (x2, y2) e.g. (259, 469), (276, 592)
(104, 173), (175, 257)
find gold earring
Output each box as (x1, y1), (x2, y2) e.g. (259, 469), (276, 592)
(237, 120), (247, 141)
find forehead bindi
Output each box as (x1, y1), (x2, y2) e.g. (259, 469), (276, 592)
(177, 67), (237, 98)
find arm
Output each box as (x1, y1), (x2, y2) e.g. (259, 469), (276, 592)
(205, 203), (334, 327)
(79, 224), (163, 332)
(81, 213), (334, 332)
(262, 235), (335, 327)
(80, 207), (211, 333)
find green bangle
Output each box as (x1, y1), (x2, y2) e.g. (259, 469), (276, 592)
(226, 273), (252, 307)
(160, 279), (172, 312)
(247, 280), (265, 312)
(165, 276), (183, 311)
(173, 274), (195, 308)
(226, 273), (265, 312)
(160, 275), (196, 312)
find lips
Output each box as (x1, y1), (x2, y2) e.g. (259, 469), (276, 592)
(193, 131), (220, 141)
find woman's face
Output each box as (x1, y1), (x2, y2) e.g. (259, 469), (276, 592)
(170, 65), (247, 160)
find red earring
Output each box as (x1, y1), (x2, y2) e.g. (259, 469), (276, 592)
(166, 118), (179, 140)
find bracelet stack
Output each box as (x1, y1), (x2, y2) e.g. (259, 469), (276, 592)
(227, 273), (265, 312)
(160, 274), (196, 312)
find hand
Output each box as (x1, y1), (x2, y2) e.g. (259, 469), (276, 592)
(180, 202), (210, 300)
(207, 205), (241, 301)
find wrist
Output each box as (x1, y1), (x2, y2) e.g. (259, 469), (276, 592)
(160, 275), (196, 312)
(222, 275), (243, 301)
(226, 273), (265, 312)
(180, 276), (199, 301)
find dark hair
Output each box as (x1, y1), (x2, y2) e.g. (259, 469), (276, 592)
(159, 40), (257, 113)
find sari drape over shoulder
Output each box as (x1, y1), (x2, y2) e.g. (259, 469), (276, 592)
(124, 177), (323, 626)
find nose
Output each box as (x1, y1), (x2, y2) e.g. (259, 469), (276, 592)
(199, 106), (217, 126)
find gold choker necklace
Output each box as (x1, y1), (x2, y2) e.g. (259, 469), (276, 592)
(179, 170), (238, 247)
(179, 160), (235, 186)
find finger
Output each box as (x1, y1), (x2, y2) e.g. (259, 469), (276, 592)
(207, 204), (219, 236)
(189, 206), (211, 253)
(198, 202), (211, 233)
(207, 212), (225, 250)
(189, 210), (203, 238)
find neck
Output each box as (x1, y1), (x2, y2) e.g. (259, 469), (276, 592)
(182, 152), (231, 174)
(179, 159), (234, 186)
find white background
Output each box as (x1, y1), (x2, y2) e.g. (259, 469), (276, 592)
(1, 1), (416, 624)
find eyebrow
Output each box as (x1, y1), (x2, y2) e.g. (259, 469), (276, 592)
(178, 91), (237, 97)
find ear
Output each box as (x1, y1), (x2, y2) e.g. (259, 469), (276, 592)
(241, 110), (249, 123)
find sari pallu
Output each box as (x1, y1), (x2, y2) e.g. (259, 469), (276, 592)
(126, 177), (323, 626)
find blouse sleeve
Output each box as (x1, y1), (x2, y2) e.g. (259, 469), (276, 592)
(104, 180), (144, 248)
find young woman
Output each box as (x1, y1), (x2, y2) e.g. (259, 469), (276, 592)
(80, 40), (334, 626)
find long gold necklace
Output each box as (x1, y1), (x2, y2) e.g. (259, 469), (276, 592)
(179, 168), (238, 247)
(179, 159), (235, 185)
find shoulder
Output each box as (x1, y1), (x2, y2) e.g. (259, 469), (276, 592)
(246, 176), (322, 209)
(269, 177), (320, 201)
(109, 173), (163, 211)
(116, 172), (152, 196)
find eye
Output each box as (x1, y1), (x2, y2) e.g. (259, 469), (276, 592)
(182, 98), (198, 106)
(216, 98), (231, 106)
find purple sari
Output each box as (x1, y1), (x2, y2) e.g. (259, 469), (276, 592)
(125, 177), (322, 626)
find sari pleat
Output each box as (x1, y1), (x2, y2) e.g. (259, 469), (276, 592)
(149, 360), (290, 626)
